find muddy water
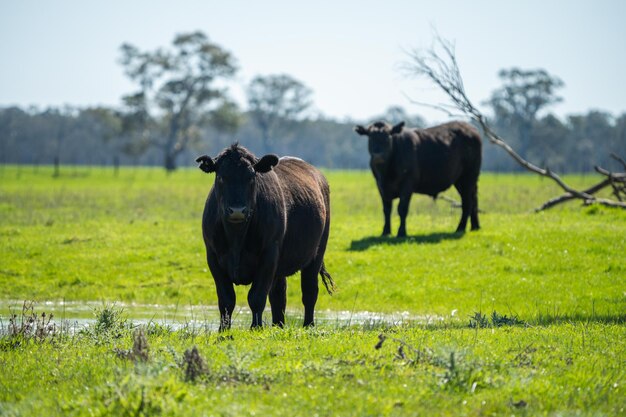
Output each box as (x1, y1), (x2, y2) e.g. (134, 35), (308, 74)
(0, 300), (445, 333)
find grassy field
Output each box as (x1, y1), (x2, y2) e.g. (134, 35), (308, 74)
(1, 165), (625, 416)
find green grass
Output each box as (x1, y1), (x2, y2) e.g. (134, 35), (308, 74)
(1, 166), (624, 320)
(0, 165), (625, 416)
(1, 321), (624, 416)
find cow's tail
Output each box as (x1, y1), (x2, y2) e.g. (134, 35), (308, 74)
(319, 261), (335, 296)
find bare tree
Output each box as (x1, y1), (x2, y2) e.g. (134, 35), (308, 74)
(119, 31), (238, 171)
(403, 37), (626, 210)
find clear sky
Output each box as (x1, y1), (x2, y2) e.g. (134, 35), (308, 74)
(1, 0), (625, 123)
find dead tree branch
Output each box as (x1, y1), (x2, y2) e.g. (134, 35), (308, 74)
(594, 165), (626, 203)
(611, 153), (626, 171)
(403, 36), (626, 211)
(438, 195), (462, 208)
(535, 178), (612, 211)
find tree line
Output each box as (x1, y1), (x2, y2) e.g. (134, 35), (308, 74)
(1, 31), (624, 173)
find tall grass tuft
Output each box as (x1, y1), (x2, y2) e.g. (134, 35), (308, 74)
(469, 310), (524, 328)
(0, 301), (56, 349)
(182, 346), (207, 382)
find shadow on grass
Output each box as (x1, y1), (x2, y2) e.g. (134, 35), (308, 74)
(445, 312), (626, 330)
(528, 312), (626, 327)
(349, 232), (464, 251)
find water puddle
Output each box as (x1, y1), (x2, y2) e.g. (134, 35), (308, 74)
(0, 299), (445, 334)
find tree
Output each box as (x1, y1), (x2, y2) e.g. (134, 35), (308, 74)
(119, 31), (238, 171)
(79, 107), (125, 171)
(40, 106), (75, 177)
(403, 36), (626, 210)
(530, 114), (570, 172)
(0, 107), (27, 166)
(246, 74), (313, 152)
(614, 114), (626, 163)
(485, 68), (564, 160)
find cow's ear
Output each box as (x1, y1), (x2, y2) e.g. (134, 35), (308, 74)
(254, 154), (279, 173)
(391, 121), (405, 135)
(196, 155), (216, 173)
(354, 125), (368, 136)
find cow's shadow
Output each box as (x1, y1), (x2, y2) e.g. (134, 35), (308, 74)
(349, 231), (464, 251)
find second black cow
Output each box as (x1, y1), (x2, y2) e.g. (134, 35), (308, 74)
(354, 121), (482, 236)
(196, 144), (334, 330)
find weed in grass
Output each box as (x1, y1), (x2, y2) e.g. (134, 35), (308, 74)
(215, 334), (235, 343)
(512, 344), (537, 368)
(144, 321), (172, 337)
(469, 310), (524, 328)
(92, 373), (186, 417)
(181, 346), (207, 382)
(511, 399), (528, 409)
(0, 301), (57, 349)
(437, 350), (479, 392)
(79, 304), (131, 343)
(375, 333), (432, 366)
(93, 304), (128, 337)
(376, 332), (487, 393)
(490, 310), (524, 327)
(468, 311), (490, 329)
(217, 345), (258, 385)
(114, 327), (149, 362)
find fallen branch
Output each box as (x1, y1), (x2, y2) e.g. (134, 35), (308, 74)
(403, 36), (626, 210)
(535, 178), (612, 211)
(438, 195), (461, 208)
(584, 198), (626, 209)
(594, 165), (626, 202)
(437, 195), (485, 213)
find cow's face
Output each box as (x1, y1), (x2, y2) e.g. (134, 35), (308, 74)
(196, 148), (278, 225)
(355, 121), (404, 165)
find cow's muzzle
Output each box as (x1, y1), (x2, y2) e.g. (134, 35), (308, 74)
(226, 206), (248, 223)
(371, 153), (386, 164)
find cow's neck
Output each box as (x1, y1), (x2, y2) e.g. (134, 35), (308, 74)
(223, 221), (251, 283)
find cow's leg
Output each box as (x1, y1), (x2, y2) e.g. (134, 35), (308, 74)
(300, 201), (331, 327)
(207, 252), (236, 331)
(397, 186), (413, 238)
(300, 262), (320, 327)
(247, 244), (279, 329)
(470, 183), (480, 231)
(382, 198), (392, 236)
(454, 182), (471, 233)
(247, 281), (268, 329)
(269, 276), (287, 327)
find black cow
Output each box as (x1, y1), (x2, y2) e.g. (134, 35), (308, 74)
(196, 144), (334, 330)
(354, 121), (482, 236)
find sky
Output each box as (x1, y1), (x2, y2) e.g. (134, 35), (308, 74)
(1, 0), (625, 123)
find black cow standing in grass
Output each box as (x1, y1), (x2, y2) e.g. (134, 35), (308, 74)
(354, 121), (482, 236)
(196, 144), (334, 330)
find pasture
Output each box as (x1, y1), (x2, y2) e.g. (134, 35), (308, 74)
(1, 165), (625, 416)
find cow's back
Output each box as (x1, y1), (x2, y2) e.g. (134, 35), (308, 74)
(273, 157), (329, 277)
(407, 121), (481, 195)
